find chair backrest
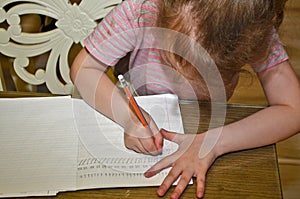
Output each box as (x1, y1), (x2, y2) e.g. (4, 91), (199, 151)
(0, 0), (121, 94)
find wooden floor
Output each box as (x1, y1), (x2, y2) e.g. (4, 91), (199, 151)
(229, 1), (300, 198)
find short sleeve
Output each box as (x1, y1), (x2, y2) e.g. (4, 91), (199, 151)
(252, 29), (289, 73)
(84, 0), (138, 66)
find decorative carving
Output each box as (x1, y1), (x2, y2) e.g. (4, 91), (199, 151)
(0, 0), (121, 94)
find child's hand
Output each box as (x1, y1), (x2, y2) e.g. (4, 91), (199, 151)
(123, 111), (163, 156)
(144, 129), (218, 199)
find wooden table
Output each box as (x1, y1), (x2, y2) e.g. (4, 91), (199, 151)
(0, 92), (282, 198)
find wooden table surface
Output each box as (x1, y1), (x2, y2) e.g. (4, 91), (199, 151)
(0, 92), (282, 198)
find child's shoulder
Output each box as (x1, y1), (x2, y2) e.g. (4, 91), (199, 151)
(252, 29), (289, 72)
(123, 0), (160, 10)
(120, 0), (159, 23)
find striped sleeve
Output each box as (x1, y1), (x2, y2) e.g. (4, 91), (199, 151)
(253, 29), (289, 72)
(84, 0), (140, 66)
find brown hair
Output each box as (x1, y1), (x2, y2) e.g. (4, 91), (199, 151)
(156, 0), (287, 99)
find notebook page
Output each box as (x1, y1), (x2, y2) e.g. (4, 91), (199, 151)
(73, 94), (187, 189)
(0, 94), (189, 197)
(0, 96), (78, 197)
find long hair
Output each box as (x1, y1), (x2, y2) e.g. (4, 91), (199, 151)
(156, 0), (287, 99)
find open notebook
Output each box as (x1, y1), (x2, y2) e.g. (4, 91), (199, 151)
(0, 94), (188, 197)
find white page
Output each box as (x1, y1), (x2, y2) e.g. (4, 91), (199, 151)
(0, 94), (190, 197)
(0, 96), (78, 197)
(73, 94), (187, 189)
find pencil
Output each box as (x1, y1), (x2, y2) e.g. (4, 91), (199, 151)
(118, 75), (148, 127)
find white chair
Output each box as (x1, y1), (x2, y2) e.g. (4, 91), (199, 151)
(0, 0), (121, 94)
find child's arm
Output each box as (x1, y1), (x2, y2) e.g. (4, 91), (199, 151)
(218, 61), (300, 154)
(71, 48), (163, 155)
(145, 61), (300, 198)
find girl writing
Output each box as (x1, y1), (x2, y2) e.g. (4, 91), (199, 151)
(71, 0), (300, 198)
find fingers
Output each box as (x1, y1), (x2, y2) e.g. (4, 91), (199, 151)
(196, 173), (206, 198)
(169, 171), (193, 199)
(124, 134), (148, 154)
(124, 117), (163, 155)
(144, 155), (175, 178)
(157, 168), (182, 197)
(140, 137), (162, 155)
(152, 133), (163, 153)
(156, 167), (206, 199)
(128, 127), (186, 155)
(192, 165), (207, 198)
(160, 128), (185, 143)
(144, 157), (179, 197)
(124, 133), (161, 155)
(153, 164), (195, 199)
(148, 120), (163, 152)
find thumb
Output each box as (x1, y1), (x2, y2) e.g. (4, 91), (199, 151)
(160, 128), (184, 144)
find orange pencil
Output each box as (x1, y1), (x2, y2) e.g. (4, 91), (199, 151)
(118, 75), (148, 127)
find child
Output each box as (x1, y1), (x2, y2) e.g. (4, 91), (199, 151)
(71, 0), (300, 198)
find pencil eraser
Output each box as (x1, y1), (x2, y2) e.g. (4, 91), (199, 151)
(118, 74), (124, 81)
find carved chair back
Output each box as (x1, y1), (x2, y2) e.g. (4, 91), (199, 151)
(0, 0), (121, 94)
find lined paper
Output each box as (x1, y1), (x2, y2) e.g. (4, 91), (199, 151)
(0, 94), (188, 197)
(0, 96), (78, 197)
(75, 94), (184, 189)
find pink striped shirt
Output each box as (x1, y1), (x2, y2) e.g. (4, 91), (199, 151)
(84, 0), (289, 99)
(252, 28), (289, 72)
